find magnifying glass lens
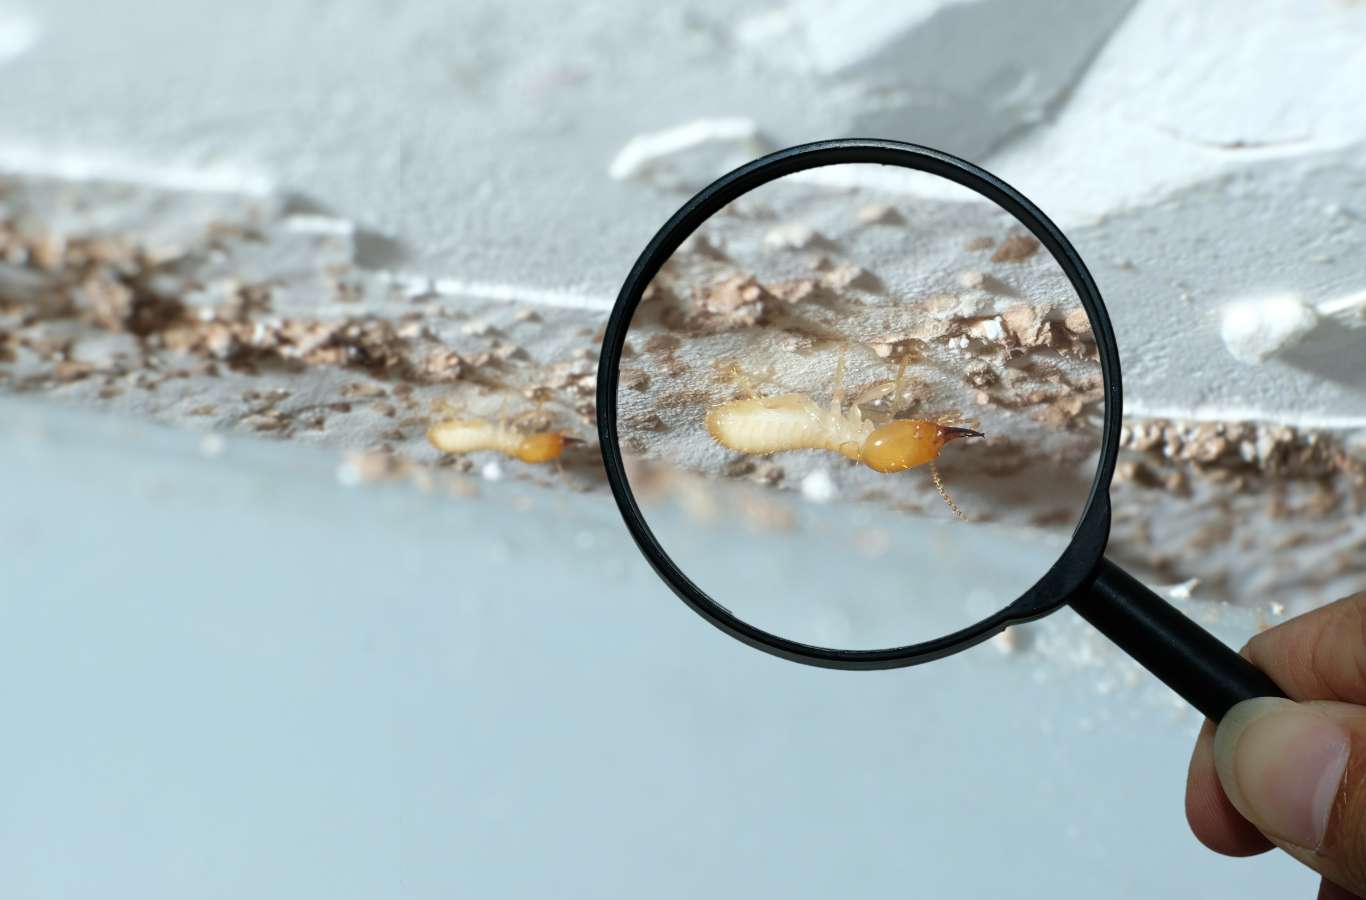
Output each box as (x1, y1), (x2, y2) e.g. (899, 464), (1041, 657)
(615, 163), (1105, 651)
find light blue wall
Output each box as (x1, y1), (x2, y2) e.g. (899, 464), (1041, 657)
(0, 400), (1309, 898)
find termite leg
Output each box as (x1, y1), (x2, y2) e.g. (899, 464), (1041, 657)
(715, 359), (767, 399)
(736, 366), (761, 400)
(430, 393), (465, 419)
(509, 393), (549, 428)
(891, 355), (910, 411)
(831, 343), (849, 411)
(929, 461), (967, 521)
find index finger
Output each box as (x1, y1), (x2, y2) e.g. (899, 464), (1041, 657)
(1243, 591), (1366, 704)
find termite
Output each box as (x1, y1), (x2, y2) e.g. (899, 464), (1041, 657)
(427, 403), (575, 464)
(427, 419), (570, 463)
(704, 351), (982, 517)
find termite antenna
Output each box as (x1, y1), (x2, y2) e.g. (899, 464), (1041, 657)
(929, 461), (967, 521)
(509, 392), (550, 429)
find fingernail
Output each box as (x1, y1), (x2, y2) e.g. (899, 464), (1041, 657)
(1214, 698), (1350, 850)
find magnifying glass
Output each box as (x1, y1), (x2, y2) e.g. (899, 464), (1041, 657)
(596, 139), (1283, 722)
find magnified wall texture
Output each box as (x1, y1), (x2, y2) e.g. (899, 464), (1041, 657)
(615, 164), (1104, 648)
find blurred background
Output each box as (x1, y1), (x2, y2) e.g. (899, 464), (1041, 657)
(1, 0), (1363, 897)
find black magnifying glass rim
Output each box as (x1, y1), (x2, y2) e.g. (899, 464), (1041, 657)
(596, 138), (1122, 670)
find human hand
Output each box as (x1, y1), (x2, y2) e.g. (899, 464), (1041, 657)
(1186, 591), (1366, 899)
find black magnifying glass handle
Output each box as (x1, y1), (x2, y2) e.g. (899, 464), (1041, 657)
(1070, 558), (1287, 721)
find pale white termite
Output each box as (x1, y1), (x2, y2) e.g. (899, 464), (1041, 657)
(427, 418), (570, 464)
(705, 354), (982, 516)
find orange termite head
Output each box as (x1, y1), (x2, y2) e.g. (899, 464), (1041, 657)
(860, 419), (984, 474)
(515, 431), (571, 464)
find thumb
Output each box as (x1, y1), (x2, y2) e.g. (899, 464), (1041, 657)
(1215, 697), (1366, 891)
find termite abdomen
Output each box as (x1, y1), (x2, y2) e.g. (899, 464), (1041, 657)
(704, 394), (867, 461)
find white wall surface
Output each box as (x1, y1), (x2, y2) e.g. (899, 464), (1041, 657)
(2, 0), (1362, 424)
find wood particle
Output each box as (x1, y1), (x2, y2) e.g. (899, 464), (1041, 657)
(693, 275), (771, 328)
(751, 462), (784, 486)
(678, 232), (727, 260)
(819, 262), (876, 292)
(768, 279), (820, 305)
(619, 368), (650, 391)
(1063, 307), (1093, 337)
(53, 360), (96, 382)
(244, 411), (288, 432)
(868, 335), (922, 360)
(340, 382), (387, 399)
(964, 360), (998, 388)
(397, 321), (434, 341)
(1001, 304), (1056, 347)
(857, 205), (904, 225)
(624, 412), (668, 432)
(643, 333), (681, 354)
(492, 340), (524, 362)
(522, 385), (553, 403)
(992, 234), (1041, 263)
(763, 223), (821, 250)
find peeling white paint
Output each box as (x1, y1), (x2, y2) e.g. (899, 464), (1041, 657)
(1319, 289), (1366, 318)
(1219, 293), (1319, 364)
(607, 117), (769, 188)
(283, 214), (356, 237)
(0, 141), (275, 196)
(1119, 402), (1366, 431)
(431, 277), (614, 312)
(762, 222), (819, 250)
